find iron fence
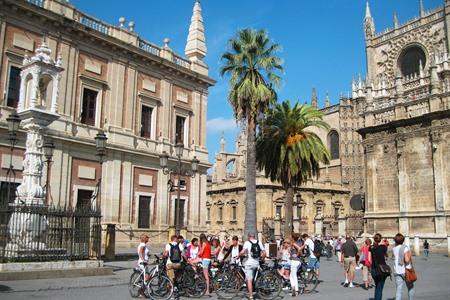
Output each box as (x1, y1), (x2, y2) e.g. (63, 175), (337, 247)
(0, 204), (101, 263)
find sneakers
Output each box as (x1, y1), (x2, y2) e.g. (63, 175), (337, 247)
(343, 282), (349, 287)
(349, 283), (355, 288)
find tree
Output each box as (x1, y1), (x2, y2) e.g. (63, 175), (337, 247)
(256, 100), (330, 237)
(220, 28), (283, 237)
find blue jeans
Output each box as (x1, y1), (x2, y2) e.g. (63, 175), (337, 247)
(423, 249), (429, 257)
(371, 269), (386, 300)
(395, 274), (415, 300)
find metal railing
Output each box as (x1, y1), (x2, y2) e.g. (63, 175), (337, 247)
(0, 204), (101, 263)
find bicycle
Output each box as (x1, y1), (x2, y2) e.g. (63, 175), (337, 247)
(271, 257), (319, 294)
(128, 255), (173, 299)
(173, 260), (207, 298)
(214, 260), (282, 300)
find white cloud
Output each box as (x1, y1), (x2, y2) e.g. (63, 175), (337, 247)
(206, 117), (238, 133)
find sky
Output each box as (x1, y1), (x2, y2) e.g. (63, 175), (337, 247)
(71, 0), (443, 166)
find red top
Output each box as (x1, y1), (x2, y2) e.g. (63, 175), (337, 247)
(201, 242), (211, 259)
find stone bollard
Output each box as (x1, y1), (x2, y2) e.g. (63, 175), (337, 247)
(414, 235), (420, 256)
(105, 224), (116, 261)
(448, 236), (450, 258)
(405, 236), (411, 249)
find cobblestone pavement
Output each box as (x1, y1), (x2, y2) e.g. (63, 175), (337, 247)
(0, 254), (449, 299)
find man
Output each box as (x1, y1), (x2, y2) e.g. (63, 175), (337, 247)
(240, 233), (266, 300)
(163, 235), (184, 284)
(341, 234), (358, 288)
(303, 233), (320, 277)
(423, 240), (429, 258)
(223, 235), (243, 264)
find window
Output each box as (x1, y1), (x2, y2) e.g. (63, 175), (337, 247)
(297, 206), (302, 220)
(207, 207), (211, 221)
(0, 182), (20, 208)
(334, 207), (340, 220)
(398, 46), (426, 77)
(80, 88), (98, 126)
(7, 66), (21, 108)
(175, 115), (186, 144)
(328, 130), (340, 160)
(276, 205), (282, 218)
(232, 206), (237, 221)
(175, 198), (185, 228)
(218, 206), (223, 221)
(140, 105), (153, 138)
(138, 196), (151, 228)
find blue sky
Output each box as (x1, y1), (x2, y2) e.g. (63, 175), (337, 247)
(72, 0), (443, 165)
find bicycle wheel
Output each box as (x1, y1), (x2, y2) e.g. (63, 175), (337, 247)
(299, 270), (319, 294)
(188, 274), (207, 298)
(214, 270), (242, 299)
(128, 271), (143, 298)
(255, 271), (282, 300)
(146, 274), (173, 300)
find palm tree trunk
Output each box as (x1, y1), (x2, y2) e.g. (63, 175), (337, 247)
(244, 115), (257, 238)
(284, 186), (294, 238)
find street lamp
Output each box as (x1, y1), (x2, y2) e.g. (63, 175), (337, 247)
(5, 110), (21, 205)
(43, 139), (55, 205)
(159, 143), (200, 236)
(94, 130), (107, 210)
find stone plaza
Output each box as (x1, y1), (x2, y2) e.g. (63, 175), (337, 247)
(0, 254), (449, 299)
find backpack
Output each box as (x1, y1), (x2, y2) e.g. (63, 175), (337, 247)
(169, 243), (182, 263)
(249, 240), (261, 259)
(313, 240), (323, 258)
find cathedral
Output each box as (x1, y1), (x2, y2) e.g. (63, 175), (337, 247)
(208, 0), (450, 251)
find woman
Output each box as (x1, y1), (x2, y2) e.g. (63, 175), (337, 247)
(278, 239), (291, 280)
(393, 233), (415, 300)
(137, 234), (150, 298)
(199, 233), (211, 295)
(187, 238), (200, 266)
(359, 238), (373, 290)
(370, 233), (388, 300)
(212, 238), (223, 266)
(289, 233), (305, 297)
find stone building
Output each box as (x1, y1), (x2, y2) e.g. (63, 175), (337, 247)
(354, 1), (450, 247)
(207, 93), (364, 239)
(0, 0), (214, 246)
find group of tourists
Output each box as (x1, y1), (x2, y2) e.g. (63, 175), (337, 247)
(136, 231), (418, 299)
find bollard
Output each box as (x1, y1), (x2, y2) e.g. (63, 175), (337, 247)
(448, 236), (450, 258)
(405, 236), (411, 248)
(105, 224), (116, 261)
(414, 235), (420, 256)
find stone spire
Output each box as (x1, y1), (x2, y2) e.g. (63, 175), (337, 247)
(185, 0), (207, 61)
(419, 0), (425, 17)
(325, 92), (330, 108)
(364, 1), (375, 39)
(311, 88), (318, 108)
(394, 12), (399, 29)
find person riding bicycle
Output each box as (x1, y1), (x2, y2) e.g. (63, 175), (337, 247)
(163, 235), (184, 284)
(240, 232), (266, 300)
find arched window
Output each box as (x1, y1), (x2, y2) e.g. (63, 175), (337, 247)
(398, 45), (426, 77)
(328, 130), (340, 160)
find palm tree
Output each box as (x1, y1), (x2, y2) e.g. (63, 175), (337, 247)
(256, 100), (330, 237)
(220, 28), (283, 237)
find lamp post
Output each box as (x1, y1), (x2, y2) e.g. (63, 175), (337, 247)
(95, 130), (107, 210)
(159, 143), (199, 236)
(42, 139), (55, 205)
(5, 110), (21, 205)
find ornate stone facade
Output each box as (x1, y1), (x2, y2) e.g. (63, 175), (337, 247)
(0, 0), (214, 246)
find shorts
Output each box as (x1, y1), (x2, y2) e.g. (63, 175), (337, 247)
(202, 259), (211, 269)
(307, 258), (319, 270)
(282, 262), (291, 269)
(244, 264), (258, 281)
(344, 257), (356, 275)
(138, 263), (152, 274)
(166, 263), (182, 281)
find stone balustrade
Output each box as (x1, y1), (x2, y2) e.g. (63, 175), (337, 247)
(25, 0), (192, 71)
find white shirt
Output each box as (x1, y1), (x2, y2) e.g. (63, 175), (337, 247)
(165, 242), (184, 265)
(305, 238), (316, 259)
(243, 239), (265, 266)
(137, 242), (149, 265)
(189, 245), (199, 259)
(393, 244), (412, 275)
(231, 245), (240, 264)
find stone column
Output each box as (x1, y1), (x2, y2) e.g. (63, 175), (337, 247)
(414, 235), (420, 256)
(396, 137), (409, 234)
(430, 130), (448, 236)
(363, 143), (376, 233)
(338, 216), (346, 236)
(315, 215), (323, 236)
